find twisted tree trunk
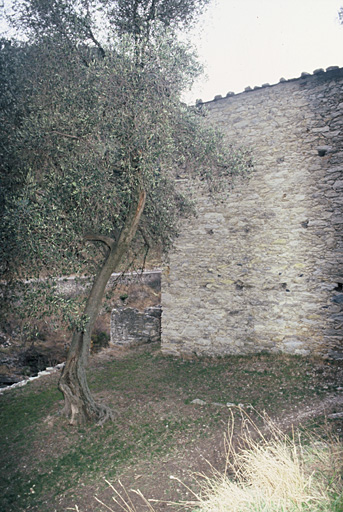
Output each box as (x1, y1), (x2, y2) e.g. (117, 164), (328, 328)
(59, 186), (146, 425)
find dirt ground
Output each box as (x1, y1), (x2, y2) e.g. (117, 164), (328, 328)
(84, 348), (343, 512)
(10, 343), (341, 512)
(85, 399), (343, 512)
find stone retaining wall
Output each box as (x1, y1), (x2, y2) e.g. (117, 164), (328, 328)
(111, 306), (161, 346)
(56, 270), (161, 297)
(162, 67), (343, 358)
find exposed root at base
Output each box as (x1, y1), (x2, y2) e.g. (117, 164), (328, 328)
(95, 403), (118, 427)
(59, 401), (118, 426)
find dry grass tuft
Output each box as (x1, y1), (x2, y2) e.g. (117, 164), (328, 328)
(93, 480), (157, 512)
(189, 410), (343, 512)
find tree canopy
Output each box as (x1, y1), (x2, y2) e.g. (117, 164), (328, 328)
(1, 0), (251, 424)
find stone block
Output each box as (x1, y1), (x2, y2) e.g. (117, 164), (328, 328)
(111, 306), (161, 346)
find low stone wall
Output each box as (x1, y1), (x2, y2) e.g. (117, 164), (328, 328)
(111, 306), (161, 346)
(56, 270), (161, 298)
(162, 67), (343, 358)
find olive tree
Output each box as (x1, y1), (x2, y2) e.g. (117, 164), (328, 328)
(1, 0), (250, 425)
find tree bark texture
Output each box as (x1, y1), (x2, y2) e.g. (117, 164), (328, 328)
(59, 186), (146, 425)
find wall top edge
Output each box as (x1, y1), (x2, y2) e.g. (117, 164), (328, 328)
(196, 66), (343, 106)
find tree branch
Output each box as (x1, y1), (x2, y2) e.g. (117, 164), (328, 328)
(139, 227), (150, 271)
(86, 25), (106, 59)
(147, 0), (157, 22)
(84, 234), (115, 251)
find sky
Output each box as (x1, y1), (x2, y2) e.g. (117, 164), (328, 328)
(186, 0), (343, 103)
(1, 0), (343, 104)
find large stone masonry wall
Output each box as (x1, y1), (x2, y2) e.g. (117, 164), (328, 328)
(162, 67), (343, 358)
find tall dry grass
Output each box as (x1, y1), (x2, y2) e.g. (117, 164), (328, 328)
(188, 412), (343, 511)
(72, 412), (343, 512)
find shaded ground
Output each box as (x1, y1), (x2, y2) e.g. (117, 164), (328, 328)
(0, 273), (161, 385)
(0, 343), (342, 512)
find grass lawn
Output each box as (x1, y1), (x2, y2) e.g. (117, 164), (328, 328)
(0, 343), (342, 511)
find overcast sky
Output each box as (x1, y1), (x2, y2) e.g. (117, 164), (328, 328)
(186, 0), (343, 103)
(1, 0), (343, 104)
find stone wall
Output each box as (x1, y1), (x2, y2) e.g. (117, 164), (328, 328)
(111, 306), (161, 346)
(56, 270), (161, 297)
(162, 67), (343, 358)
